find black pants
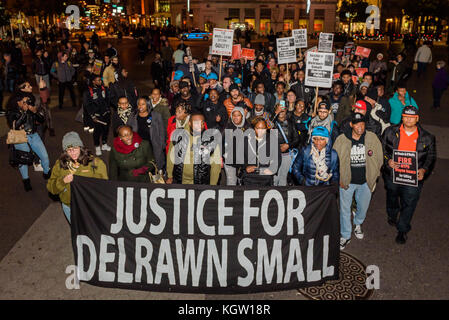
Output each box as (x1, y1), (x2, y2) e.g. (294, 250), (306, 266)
(93, 122), (109, 146)
(58, 81), (77, 108)
(432, 86), (445, 108)
(384, 176), (423, 233)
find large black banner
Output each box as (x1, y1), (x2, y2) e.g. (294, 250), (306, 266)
(71, 176), (340, 294)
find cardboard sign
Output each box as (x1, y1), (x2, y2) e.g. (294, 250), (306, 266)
(231, 44), (241, 60)
(292, 29), (308, 48)
(355, 68), (368, 78)
(211, 28), (234, 56)
(393, 150), (418, 187)
(186, 47), (194, 72)
(305, 52), (335, 88)
(92, 59), (103, 75)
(318, 33), (334, 53)
(355, 46), (371, 58)
(276, 37), (297, 64)
(241, 48), (255, 60)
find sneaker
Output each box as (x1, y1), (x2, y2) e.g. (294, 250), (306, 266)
(354, 225), (364, 239)
(340, 237), (351, 250)
(88, 128), (94, 134)
(33, 162), (44, 172)
(101, 144), (111, 151)
(0, 110), (6, 116)
(95, 146), (102, 156)
(84, 126), (90, 132)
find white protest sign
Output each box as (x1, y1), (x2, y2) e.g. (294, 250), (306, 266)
(292, 29), (307, 48)
(211, 28), (234, 56)
(197, 63), (206, 72)
(318, 33), (334, 53)
(305, 52), (335, 88)
(276, 37), (297, 64)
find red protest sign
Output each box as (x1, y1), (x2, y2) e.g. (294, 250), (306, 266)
(352, 75), (359, 84)
(355, 68), (368, 78)
(355, 46), (371, 58)
(231, 44), (241, 60)
(241, 48), (256, 60)
(333, 73), (340, 80)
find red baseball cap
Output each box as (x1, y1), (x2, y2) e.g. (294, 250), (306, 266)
(353, 100), (367, 111)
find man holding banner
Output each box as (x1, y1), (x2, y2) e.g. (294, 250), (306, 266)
(381, 106), (436, 244)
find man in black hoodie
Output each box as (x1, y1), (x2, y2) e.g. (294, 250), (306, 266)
(109, 67), (138, 107)
(197, 89), (228, 131)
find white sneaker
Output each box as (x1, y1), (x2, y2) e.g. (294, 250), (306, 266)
(33, 162), (44, 172)
(88, 128), (94, 134)
(340, 237), (351, 250)
(101, 144), (111, 151)
(95, 146), (102, 156)
(354, 225), (364, 239)
(84, 126), (90, 132)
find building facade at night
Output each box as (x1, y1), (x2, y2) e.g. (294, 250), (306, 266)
(169, 0), (338, 34)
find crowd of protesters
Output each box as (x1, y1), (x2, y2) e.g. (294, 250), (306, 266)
(1, 25), (441, 249)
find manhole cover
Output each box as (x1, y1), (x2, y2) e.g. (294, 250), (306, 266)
(298, 252), (374, 300)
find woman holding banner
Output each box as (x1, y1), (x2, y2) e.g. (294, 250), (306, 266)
(47, 132), (108, 223)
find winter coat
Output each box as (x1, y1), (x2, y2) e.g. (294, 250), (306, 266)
(333, 129), (383, 191)
(109, 139), (155, 182)
(248, 91), (276, 115)
(289, 112), (311, 149)
(381, 124), (436, 181)
(50, 60), (75, 83)
(150, 98), (171, 130)
(166, 130), (221, 185)
(47, 158), (108, 205)
(432, 68), (449, 90)
(103, 64), (118, 87)
(291, 141), (339, 186)
(109, 78), (138, 108)
(7, 107), (45, 134)
(197, 97), (228, 130)
(82, 85), (111, 122)
(111, 108), (138, 136)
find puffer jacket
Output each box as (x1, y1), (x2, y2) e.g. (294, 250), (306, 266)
(291, 141), (339, 186)
(381, 123), (436, 181)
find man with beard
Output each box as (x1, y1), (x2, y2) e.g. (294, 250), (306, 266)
(197, 88), (228, 130)
(103, 56), (120, 88)
(219, 76), (233, 103)
(166, 112), (221, 185)
(223, 84), (253, 117)
(171, 80), (199, 115)
(248, 80), (276, 115)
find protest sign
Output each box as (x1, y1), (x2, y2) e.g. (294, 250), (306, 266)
(352, 75), (359, 84)
(292, 29), (308, 48)
(333, 73), (340, 80)
(355, 68), (368, 78)
(318, 33), (334, 53)
(305, 52), (335, 88)
(393, 150), (418, 187)
(231, 44), (241, 60)
(92, 59), (103, 75)
(241, 48), (256, 60)
(71, 177), (340, 294)
(197, 63), (206, 72)
(355, 46), (371, 58)
(211, 28), (234, 56)
(276, 37), (297, 64)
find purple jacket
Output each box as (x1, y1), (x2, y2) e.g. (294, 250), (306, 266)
(433, 68), (449, 90)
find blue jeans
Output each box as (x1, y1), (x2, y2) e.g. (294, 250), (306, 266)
(384, 177), (423, 233)
(62, 203), (71, 224)
(339, 183), (372, 239)
(14, 132), (50, 179)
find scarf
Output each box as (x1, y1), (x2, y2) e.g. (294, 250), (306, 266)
(310, 143), (332, 182)
(118, 107), (132, 124)
(113, 132), (143, 154)
(176, 115), (190, 129)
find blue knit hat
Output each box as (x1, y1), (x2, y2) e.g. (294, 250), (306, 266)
(311, 126), (330, 138)
(234, 77), (242, 84)
(199, 72), (208, 79)
(207, 72), (218, 80)
(173, 70), (184, 81)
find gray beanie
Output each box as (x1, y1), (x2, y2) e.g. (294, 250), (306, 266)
(62, 131), (84, 150)
(254, 94), (265, 105)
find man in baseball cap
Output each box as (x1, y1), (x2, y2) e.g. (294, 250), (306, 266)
(382, 104), (436, 244)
